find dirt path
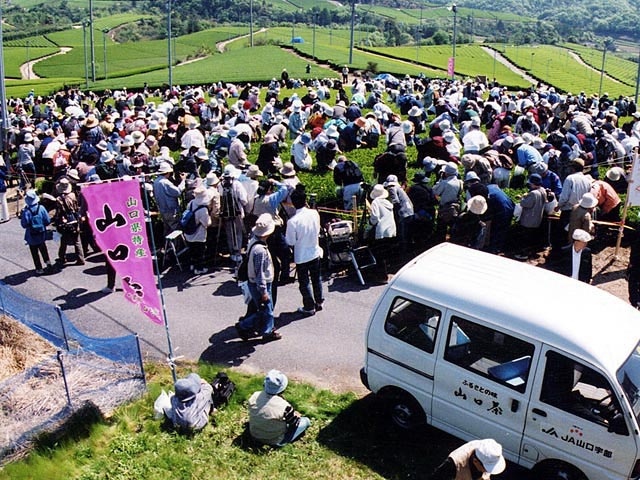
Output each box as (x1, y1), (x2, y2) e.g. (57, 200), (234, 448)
(20, 47), (72, 80)
(566, 49), (624, 85)
(216, 27), (268, 53)
(481, 46), (536, 85)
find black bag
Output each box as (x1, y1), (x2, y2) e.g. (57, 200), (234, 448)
(210, 372), (236, 408)
(220, 178), (241, 219)
(237, 241), (265, 282)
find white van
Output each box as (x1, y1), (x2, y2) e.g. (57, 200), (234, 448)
(360, 243), (640, 480)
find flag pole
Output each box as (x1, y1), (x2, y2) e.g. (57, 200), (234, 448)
(140, 177), (178, 383)
(615, 151), (638, 259)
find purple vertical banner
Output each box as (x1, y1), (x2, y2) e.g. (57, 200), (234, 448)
(447, 57), (455, 77)
(82, 179), (163, 325)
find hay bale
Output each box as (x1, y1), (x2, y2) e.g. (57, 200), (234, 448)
(0, 315), (57, 381)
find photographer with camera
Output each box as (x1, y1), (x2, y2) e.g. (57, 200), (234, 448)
(248, 369), (310, 446)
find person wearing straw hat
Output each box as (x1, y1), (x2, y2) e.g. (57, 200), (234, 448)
(429, 438), (506, 480)
(20, 190), (53, 275)
(54, 178), (85, 266)
(248, 369), (311, 446)
(235, 213), (282, 342)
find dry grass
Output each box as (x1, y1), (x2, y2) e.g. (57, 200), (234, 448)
(0, 315), (57, 381)
(0, 315), (145, 463)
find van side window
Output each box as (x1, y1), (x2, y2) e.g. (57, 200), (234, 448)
(541, 351), (626, 432)
(444, 316), (535, 392)
(384, 297), (441, 354)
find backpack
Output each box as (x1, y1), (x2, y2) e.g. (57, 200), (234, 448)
(24, 205), (45, 235)
(237, 241), (265, 282)
(179, 204), (207, 235)
(220, 178), (241, 219)
(210, 372), (236, 409)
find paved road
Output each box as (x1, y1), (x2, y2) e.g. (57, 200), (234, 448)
(0, 209), (381, 394)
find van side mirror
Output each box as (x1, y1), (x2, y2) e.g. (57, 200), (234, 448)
(608, 413), (629, 435)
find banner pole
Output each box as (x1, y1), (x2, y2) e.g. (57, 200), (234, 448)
(141, 178), (178, 383)
(616, 152), (638, 259)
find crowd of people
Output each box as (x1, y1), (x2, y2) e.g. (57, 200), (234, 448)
(2, 71), (640, 334)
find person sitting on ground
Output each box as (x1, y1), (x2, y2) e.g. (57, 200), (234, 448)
(165, 372), (214, 433)
(248, 369), (311, 447)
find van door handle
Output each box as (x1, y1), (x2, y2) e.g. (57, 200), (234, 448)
(532, 408), (547, 417)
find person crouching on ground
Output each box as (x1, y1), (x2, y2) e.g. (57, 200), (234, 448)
(429, 438), (506, 480)
(235, 213), (282, 342)
(248, 369), (310, 446)
(164, 373), (213, 433)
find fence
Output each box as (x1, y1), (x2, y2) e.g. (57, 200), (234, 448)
(0, 281), (146, 462)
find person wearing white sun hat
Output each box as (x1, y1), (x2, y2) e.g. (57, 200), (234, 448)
(429, 438), (506, 480)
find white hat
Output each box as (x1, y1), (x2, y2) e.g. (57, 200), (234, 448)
(252, 213), (276, 237)
(443, 131), (456, 143)
(407, 105), (423, 117)
(100, 151), (115, 163)
(157, 162), (173, 174)
(443, 162), (458, 176)
(131, 130), (145, 144)
(384, 174), (399, 186)
(401, 120), (413, 134)
(370, 184), (389, 200)
(245, 164), (263, 179)
(205, 172), (220, 186)
(471, 116), (481, 127)
(468, 195), (488, 215)
(573, 228), (593, 242)
(475, 439), (506, 475)
(195, 148), (209, 160)
(579, 192), (598, 209)
(606, 167), (625, 182)
(223, 164), (240, 178)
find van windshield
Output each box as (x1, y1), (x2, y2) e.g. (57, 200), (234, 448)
(618, 343), (640, 422)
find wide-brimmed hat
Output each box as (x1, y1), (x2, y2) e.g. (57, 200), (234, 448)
(57, 178), (72, 194)
(174, 373), (202, 402)
(193, 185), (212, 204)
(252, 213), (276, 237)
(280, 162), (296, 177)
(205, 172), (220, 186)
(475, 439), (506, 475)
(195, 148), (209, 160)
(354, 117), (367, 128)
(223, 164), (240, 178)
(300, 133), (312, 145)
(443, 131), (456, 143)
(264, 369), (288, 395)
(84, 114), (99, 128)
(100, 151), (115, 163)
(470, 116), (481, 127)
(370, 184), (389, 200)
(407, 105), (423, 117)
(527, 173), (543, 186)
(157, 162), (173, 174)
(402, 120), (413, 134)
(245, 164), (263, 179)
(443, 162), (458, 176)
(464, 171), (480, 184)
(96, 140), (108, 151)
(66, 168), (81, 181)
(25, 189), (39, 206)
(579, 192), (598, 209)
(131, 130), (145, 144)
(606, 166), (625, 182)
(121, 135), (134, 147)
(326, 125), (340, 139)
(145, 136), (158, 148)
(23, 132), (34, 142)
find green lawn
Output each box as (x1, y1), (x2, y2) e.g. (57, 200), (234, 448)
(3, 46), (59, 79)
(0, 364), (465, 480)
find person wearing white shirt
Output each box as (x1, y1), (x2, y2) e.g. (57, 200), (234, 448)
(285, 185), (324, 316)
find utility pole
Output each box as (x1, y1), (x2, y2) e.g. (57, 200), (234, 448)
(167, 0), (173, 90)
(250, 0), (254, 47)
(450, 3), (458, 80)
(89, 0), (96, 82)
(598, 45), (607, 98)
(312, 13), (316, 59)
(635, 49), (640, 105)
(103, 30), (108, 79)
(349, 1), (356, 65)
(83, 21), (89, 89)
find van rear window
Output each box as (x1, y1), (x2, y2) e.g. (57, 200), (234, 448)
(384, 297), (442, 354)
(444, 316), (535, 392)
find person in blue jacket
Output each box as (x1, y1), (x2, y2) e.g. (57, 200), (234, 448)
(20, 190), (53, 275)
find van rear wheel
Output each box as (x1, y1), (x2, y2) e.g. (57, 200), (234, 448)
(531, 461), (587, 480)
(387, 392), (425, 430)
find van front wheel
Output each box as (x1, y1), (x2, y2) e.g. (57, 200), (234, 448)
(531, 461), (587, 480)
(387, 392), (425, 430)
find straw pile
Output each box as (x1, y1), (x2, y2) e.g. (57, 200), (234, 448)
(0, 316), (145, 463)
(0, 315), (57, 382)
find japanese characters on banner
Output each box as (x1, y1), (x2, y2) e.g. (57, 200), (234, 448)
(447, 57), (455, 78)
(626, 152), (640, 207)
(82, 179), (163, 324)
